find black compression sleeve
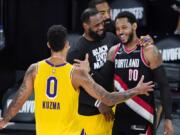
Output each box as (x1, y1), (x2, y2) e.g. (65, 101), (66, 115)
(152, 65), (172, 119)
(92, 60), (115, 92)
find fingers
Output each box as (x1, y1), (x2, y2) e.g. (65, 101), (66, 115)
(0, 120), (13, 129)
(103, 111), (114, 122)
(73, 63), (80, 68)
(146, 84), (155, 89)
(164, 121), (174, 135)
(144, 88), (153, 96)
(138, 75), (144, 84)
(104, 113), (111, 122)
(145, 88), (154, 93)
(139, 35), (154, 46)
(85, 53), (89, 61)
(108, 110), (115, 121)
(144, 81), (155, 89)
(144, 92), (149, 96)
(74, 54), (89, 64)
(145, 81), (153, 85)
(74, 59), (82, 64)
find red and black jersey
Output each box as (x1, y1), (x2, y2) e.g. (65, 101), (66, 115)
(113, 43), (155, 124)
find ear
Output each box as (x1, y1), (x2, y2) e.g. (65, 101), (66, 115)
(82, 22), (89, 31)
(65, 41), (70, 49)
(132, 23), (137, 31)
(47, 42), (51, 49)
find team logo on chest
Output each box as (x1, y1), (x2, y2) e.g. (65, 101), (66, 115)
(115, 58), (140, 68)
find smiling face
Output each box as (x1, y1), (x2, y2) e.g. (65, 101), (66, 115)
(115, 17), (137, 45)
(95, 2), (111, 22)
(86, 13), (105, 40)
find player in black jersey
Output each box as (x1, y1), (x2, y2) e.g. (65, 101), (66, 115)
(104, 11), (174, 135)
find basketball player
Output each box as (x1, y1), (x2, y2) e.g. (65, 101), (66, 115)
(88, 11), (173, 135)
(0, 25), (154, 135)
(112, 12), (174, 135)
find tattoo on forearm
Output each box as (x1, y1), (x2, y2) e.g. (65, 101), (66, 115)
(82, 71), (138, 106)
(91, 79), (138, 106)
(101, 89), (138, 105)
(3, 65), (35, 122)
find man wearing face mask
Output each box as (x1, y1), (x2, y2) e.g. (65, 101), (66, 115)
(89, 0), (116, 33)
(67, 8), (120, 135)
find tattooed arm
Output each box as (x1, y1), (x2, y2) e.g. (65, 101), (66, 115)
(0, 64), (37, 129)
(143, 45), (162, 69)
(143, 45), (174, 135)
(72, 66), (154, 106)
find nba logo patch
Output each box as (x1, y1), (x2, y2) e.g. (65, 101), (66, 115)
(80, 129), (86, 135)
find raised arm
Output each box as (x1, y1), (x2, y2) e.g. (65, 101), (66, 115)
(0, 64), (37, 129)
(71, 66), (154, 106)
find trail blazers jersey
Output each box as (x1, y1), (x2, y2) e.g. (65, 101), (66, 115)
(113, 44), (155, 124)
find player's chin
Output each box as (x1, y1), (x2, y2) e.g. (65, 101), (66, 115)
(120, 38), (128, 44)
(97, 31), (104, 36)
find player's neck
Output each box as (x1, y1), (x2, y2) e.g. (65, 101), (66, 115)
(49, 52), (66, 64)
(124, 34), (138, 50)
(83, 33), (94, 41)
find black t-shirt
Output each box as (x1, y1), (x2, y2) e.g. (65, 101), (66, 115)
(67, 32), (119, 115)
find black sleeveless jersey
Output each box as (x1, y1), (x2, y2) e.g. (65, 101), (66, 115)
(113, 44), (155, 123)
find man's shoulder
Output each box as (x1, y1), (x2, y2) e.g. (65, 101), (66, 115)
(69, 36), (86, 51)
(75, 36), (91, 48)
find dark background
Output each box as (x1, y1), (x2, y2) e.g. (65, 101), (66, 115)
(0, 0), (180, 134)
(0, 0), (179, 70)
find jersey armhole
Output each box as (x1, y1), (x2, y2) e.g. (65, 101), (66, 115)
(112, 43), (121, 61)
(70, 66), (79, 91)
(33, 63), (39, 81)
(140, 47), (150, 67)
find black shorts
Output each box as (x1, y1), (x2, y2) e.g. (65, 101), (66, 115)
(112, 105), (155, 135)
(112, 121), (153, 135)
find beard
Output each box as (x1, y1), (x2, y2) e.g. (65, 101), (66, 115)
(123, 31), (134, 45)
(89, 28), (105, 41)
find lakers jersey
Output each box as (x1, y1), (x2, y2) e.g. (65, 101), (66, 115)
(34, 60), (79, 135)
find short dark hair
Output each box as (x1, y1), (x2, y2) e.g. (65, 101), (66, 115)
(89, 0), (108, 8)
(47, 25), (67, 52)
(115, 11), (137, 24)
(81, 8), (99, 23)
